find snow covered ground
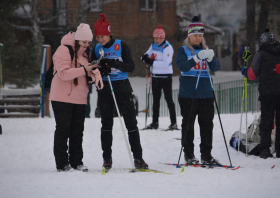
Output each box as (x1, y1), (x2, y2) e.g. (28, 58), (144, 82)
(1, 71), (279, 198)
(1, 113), (280, 198)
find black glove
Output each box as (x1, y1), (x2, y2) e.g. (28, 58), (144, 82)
(144, 57), (154, 66)
(241, 66), (248, 75)
(141, 54), (148, 62)
(100, 59), (115, 67)
(99, 66), (111, 76)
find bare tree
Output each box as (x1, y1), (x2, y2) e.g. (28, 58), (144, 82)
(8, 0), (64, 41)
(246, 0), (256, 62)
(256, 0), (270, 42)
(77, 0), (120, 26)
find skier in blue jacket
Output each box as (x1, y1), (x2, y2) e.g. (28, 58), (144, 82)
(176, 16), (220, 165)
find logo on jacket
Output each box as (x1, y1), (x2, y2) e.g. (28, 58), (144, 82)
(114, 44), (120, 51)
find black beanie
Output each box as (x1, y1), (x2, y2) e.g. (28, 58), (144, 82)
(260, 28), (276, 44)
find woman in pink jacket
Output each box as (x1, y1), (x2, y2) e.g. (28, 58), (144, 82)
(50, 23), (103, 172)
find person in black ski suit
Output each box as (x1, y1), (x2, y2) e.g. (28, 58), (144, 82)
(176, 16), (220, 165)
(241, 28), (280, 159)
(141, 25), (177, 130)
(91, 14), (148, 169)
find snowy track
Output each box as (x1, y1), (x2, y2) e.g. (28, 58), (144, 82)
(1, 113), (280, 198)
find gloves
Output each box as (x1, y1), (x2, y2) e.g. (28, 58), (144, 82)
(197, 50), (210, 60)
(99, 59), (115, 76)
(99, 66), (111, 76)
(193, 50), (210, 63)
(141, 54), (148, 62)
(241, 66), (248, 75)
(100, 59), (115, 68)
(141, 54), (154, 66)
(207, 49), (215, 62)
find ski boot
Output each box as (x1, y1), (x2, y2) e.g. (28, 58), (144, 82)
(184, 153), (199, 165)
(145, 122), (158, 130)
(103, 158), (112, 172)
(134, 158), (149, 169)
(201, 153), (221, 165)
(260, 148), (273, 159)
(167, 123), (178, 130)
(76, 165), (88, 172)
(57, 164), (75, 172)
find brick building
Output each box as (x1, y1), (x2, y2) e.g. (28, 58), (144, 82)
(37, 0), (178, 76)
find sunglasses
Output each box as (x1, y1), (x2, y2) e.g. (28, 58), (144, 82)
(189, 29), (205, 34)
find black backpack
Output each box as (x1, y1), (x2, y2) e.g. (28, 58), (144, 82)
(44, 45), (74, 93)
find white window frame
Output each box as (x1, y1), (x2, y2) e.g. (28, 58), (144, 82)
(89, 0), (103, 12)
(140, 0), (156, 11)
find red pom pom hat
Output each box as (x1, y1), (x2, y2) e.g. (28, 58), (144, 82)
(94, 14), (111, 36)
(153, 25), (165, 39)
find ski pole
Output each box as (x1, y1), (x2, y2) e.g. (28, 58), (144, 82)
(238, 79), (246, 153)
(239, 44), (251, 154)
(145, 67), (152, 128)
(176, 64), (202, 168)
(144, 68), (149, 128)
(207, 70), (233, 167)
(107, 75), (136, 172)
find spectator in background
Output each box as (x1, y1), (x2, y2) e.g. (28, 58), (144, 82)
(141, 25), (177, 130)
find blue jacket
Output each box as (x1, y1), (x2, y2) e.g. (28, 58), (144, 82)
(176, 44), (220, 98)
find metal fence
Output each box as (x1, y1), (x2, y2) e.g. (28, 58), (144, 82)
(147, 79), (260, 117)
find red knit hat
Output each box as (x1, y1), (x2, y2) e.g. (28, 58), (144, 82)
(153, 25), (165, 39)
(94, 14), (111, 36)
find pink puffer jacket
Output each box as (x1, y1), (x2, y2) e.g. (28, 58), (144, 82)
(50, 32), (103, 104)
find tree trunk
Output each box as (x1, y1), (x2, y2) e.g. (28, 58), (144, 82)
(256, 0), (270, 43)
(246, 0), (256, 64)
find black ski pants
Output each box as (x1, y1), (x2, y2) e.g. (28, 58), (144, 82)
(52, 101), (86, 169)
(179, 97), (214, 155)
(151, 76), (176, 124)
(259, 98), (280, 151)
(98, 91), (143, 160)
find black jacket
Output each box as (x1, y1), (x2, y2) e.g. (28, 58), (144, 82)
(248, 42), (280, 100)
(91, 37), (134, 93)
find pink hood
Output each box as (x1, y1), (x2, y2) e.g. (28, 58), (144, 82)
(61, 32), (76, 47)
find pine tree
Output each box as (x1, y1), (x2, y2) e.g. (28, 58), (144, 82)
(0, 0), (42, 88)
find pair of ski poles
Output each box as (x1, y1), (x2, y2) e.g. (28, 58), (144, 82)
(177, 60), (233, 168)
(238, 45), (251, 155)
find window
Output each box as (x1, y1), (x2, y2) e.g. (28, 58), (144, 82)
(56, 0), (66, 27)
(140, 0), (156, 11)
(89, 0), (102, 12)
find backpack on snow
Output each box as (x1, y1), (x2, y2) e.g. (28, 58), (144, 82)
(44, 45), (74, 93)
(229, 114), (276, 156)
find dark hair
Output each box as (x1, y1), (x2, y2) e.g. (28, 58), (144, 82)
(74, 40), (90, 86)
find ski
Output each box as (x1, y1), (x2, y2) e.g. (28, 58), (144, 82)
(126, 168), (172, 175)
(162, 128), (180, 131)
(159, 162), (241, 170)
(141, 128), (180, 131)
(101, 166), (111, 174)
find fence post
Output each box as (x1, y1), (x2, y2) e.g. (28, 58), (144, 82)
(0, 43), (4, 88)
(40, 45), (51, 118)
